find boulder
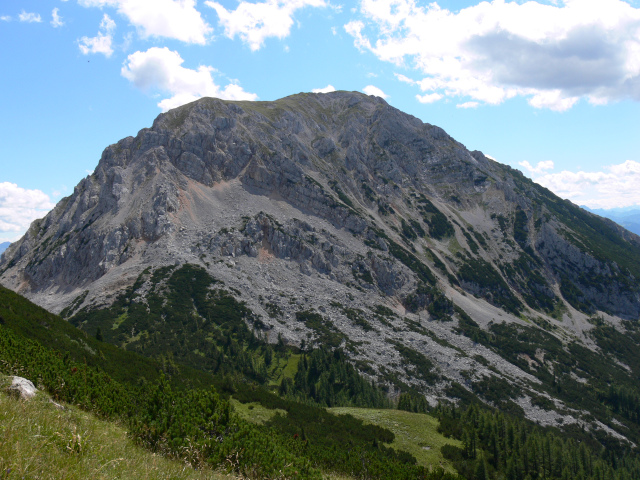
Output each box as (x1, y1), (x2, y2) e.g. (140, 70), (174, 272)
(7, 376), (37, 400)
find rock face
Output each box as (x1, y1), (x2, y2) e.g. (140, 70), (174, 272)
(2, 91), (640, 432)
(7, 376), (37, 400)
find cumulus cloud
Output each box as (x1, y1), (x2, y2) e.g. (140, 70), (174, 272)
(0, 183), (55, 241)
(416, 92), (442, 104)
(363, 85), (388, 98)
(312, 84), (336, 93)
(347, 0), (640, 111)
(457, 101), (479, 109)
(78, 0), (212, 44)
(1, 16), (12, 22)
(519, 160), (555, 174)
(395, 73), (416, 85)
(121, 47), (258, 112)
(532, 160), (640, 209)
(207, 0), (327, 51)
(51, 8), (64, 28)
(79, 14), (116, 57)
(19, 11), (42, 23)
(344, 20), (371, 51)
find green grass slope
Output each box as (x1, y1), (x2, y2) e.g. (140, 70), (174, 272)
(0, 375), (235, 480)
(329, 407), (461, 472)
(0, 284), (214, 390)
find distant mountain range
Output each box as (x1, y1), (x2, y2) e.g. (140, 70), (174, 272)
(583, 206), (640, 236)
(0, 242), (10, 255)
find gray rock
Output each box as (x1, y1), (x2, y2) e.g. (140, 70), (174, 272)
(7, 376), (37, 400)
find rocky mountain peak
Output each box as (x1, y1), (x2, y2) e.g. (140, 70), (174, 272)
(2, 92), (640, 435)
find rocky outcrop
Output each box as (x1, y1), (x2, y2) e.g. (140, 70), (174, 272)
(7, 376), (37, 400)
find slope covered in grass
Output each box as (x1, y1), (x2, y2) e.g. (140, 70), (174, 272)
(0, 375), (235, 480)
(0, 284), (213, 390)
(329, 407), (461, 472)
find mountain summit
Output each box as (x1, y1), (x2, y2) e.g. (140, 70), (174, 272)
(2, 91), (640, 437)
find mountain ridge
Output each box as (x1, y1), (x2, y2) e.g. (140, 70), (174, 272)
(2, 91), (640, 442)
(583, 206), (640, 236)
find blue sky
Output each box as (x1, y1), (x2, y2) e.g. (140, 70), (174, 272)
(1, 0), (640, 242)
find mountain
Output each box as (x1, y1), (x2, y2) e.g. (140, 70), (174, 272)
(584, 206), (640, 236)
(2, 91), (640, 445)
(0, 242), (9, 255)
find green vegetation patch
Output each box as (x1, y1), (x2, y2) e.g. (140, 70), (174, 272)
(0, 285), (171, 387)
(501, 252), (556, 313)
(230, 397), (287, 425)
(513, 207), (529, 247)
(341, 306), (374, 332)
(329, 407), (462, 472)
(296, 310), (346, 348)
(389, 340), (439, 385)
(416, 195), (455, 240)
(437, 402), (639, 480)
(456, 255), (523, 314)
(329, 180), (355, 209)
(0, 376), (228, 480)
(471, 375), (524, 416)
(387, 237), (437, 284)
(70, 264), (272, 383)
(0, 321), (315, 479)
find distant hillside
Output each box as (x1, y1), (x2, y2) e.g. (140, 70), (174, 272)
(0, 242), (9, 255)
(585, 206), (640, 236)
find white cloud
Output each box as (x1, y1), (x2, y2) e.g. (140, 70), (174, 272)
(78, 0), (212, 44)
(312, 84), (336, 93)
(457, 101), (479, 109)
(363, 85), (388, 98)
(121, 47), (258, 112)
(19, 11), (42, 23)
(533, 160), (640, 209)
(0, 183), (55, 241)
(79, 14), (116, 57)
(527, 90), (579, 112)
(395, 73), (415, 85)
(347, 0), (640, 111)
(344, 20), (371, 51)
(519, 160), (555, 174)
(51, 8), (64, 28)
(416, 92), (442, 104)
(207, 0), (327, 51)
(1, 16), (11, 22)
